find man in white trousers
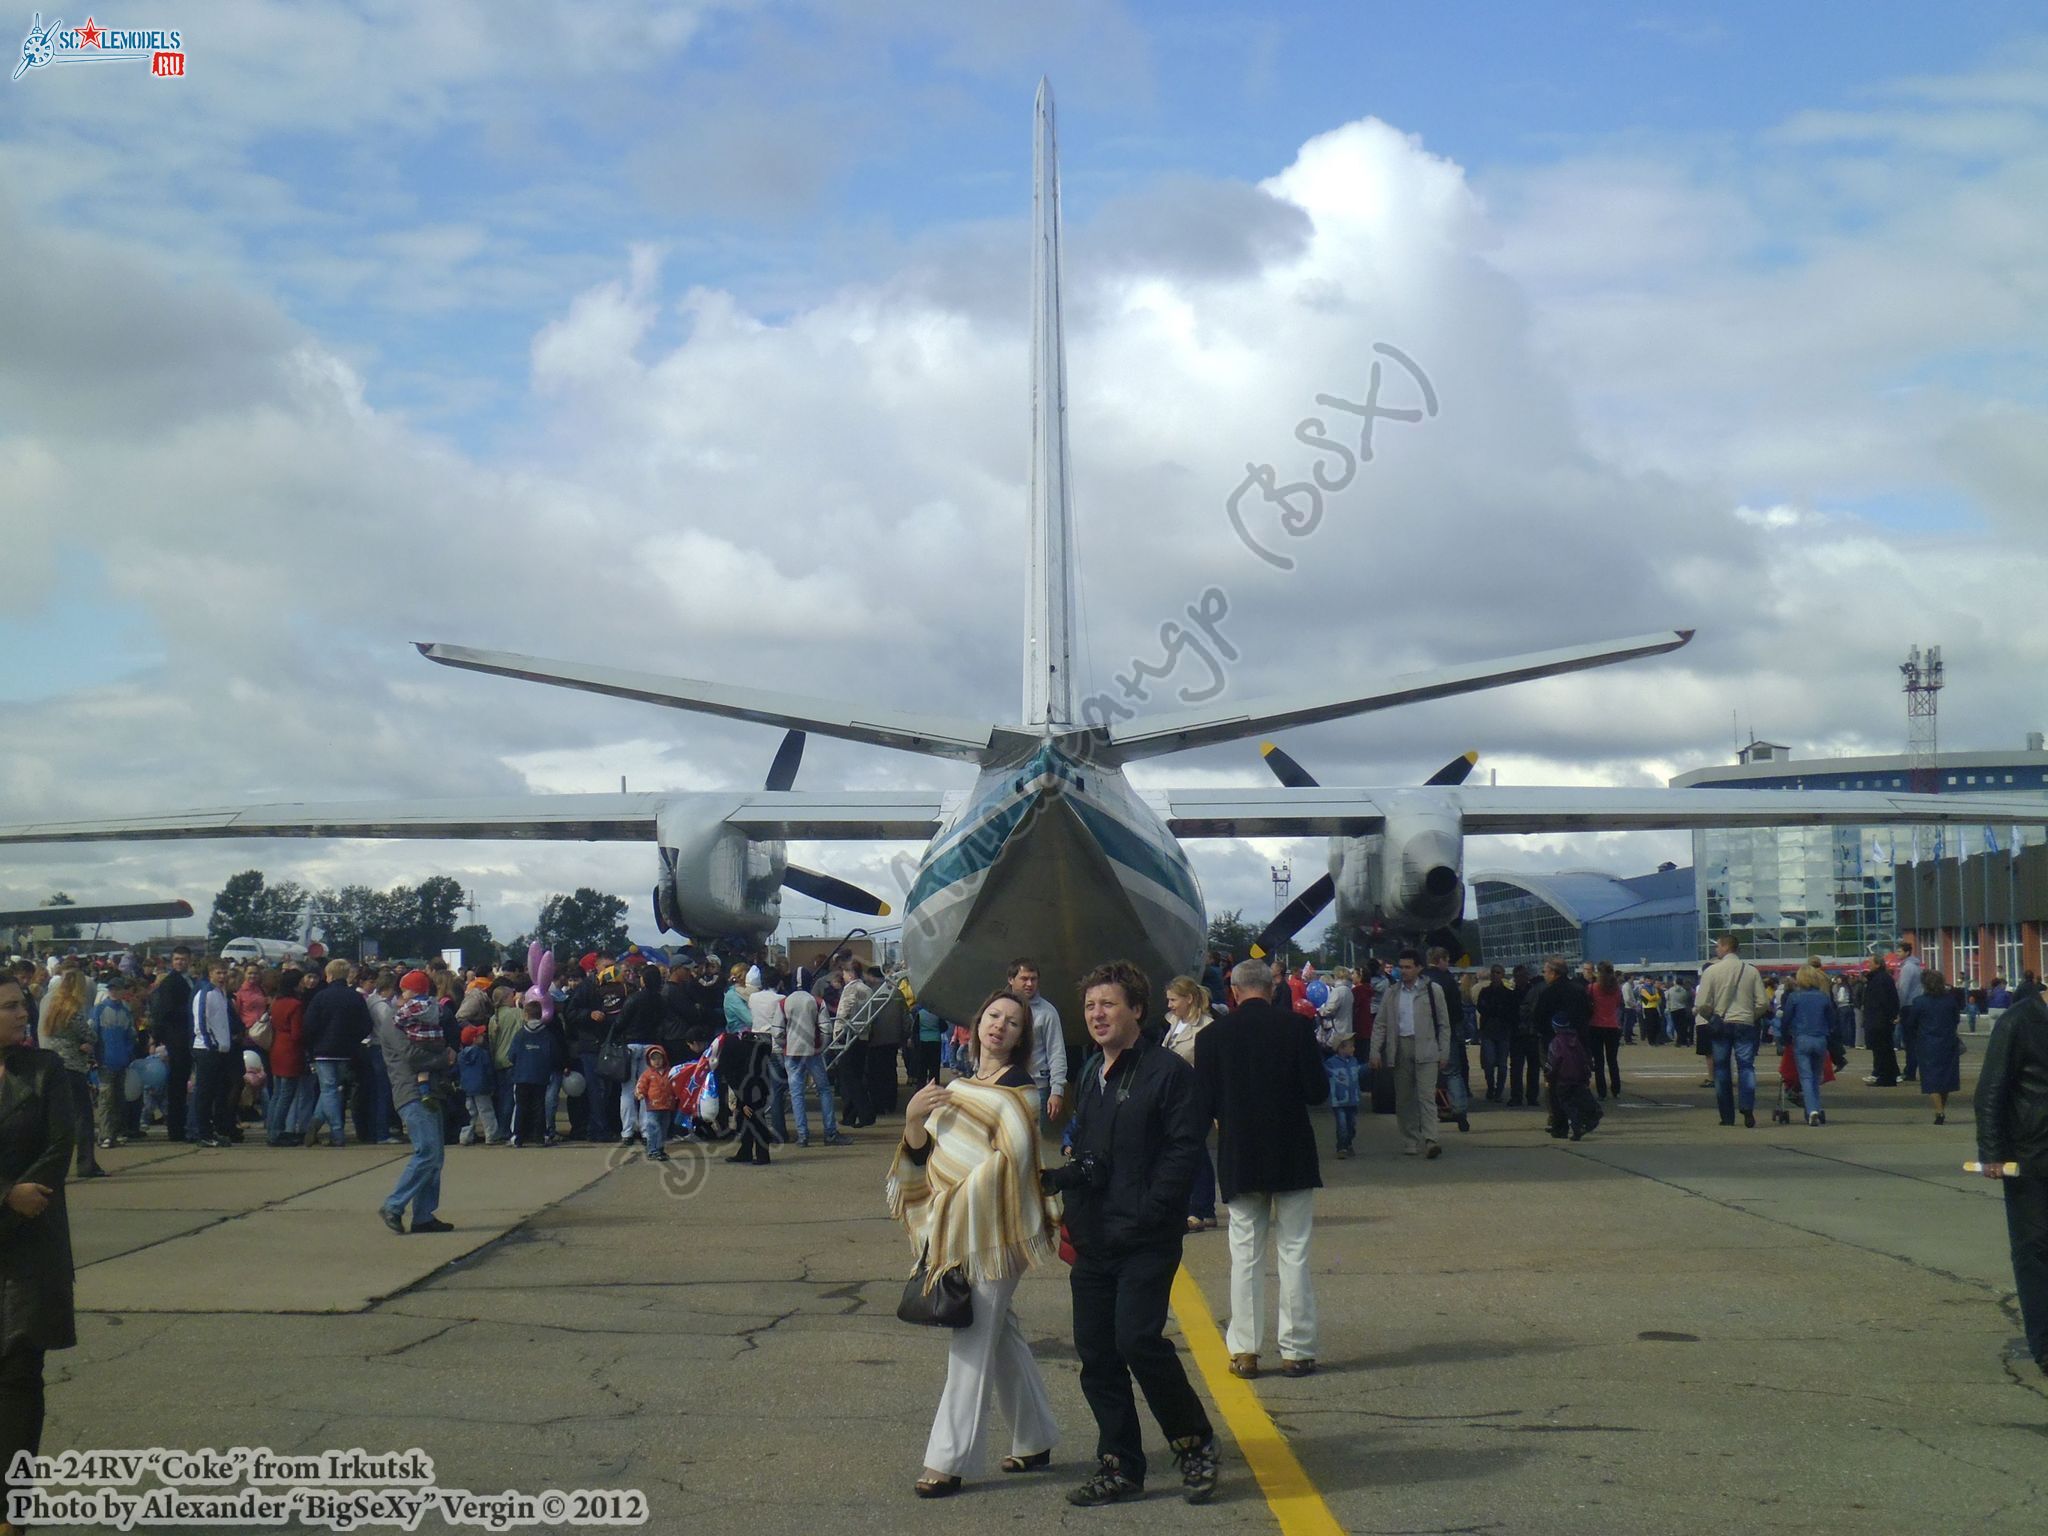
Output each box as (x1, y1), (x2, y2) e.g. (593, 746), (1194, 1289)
(1194, 958), (1329, 1379)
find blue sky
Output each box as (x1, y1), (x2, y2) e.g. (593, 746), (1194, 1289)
(3, 0), (2046, 937)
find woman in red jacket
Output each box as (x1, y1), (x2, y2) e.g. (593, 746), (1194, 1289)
(1588, 962), (1625, 1100)
(263, 969), (311, 1146)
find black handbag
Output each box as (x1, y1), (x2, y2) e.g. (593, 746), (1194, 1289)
(596, 1024), (630, 1083)
(897, 1256), (973, 1328)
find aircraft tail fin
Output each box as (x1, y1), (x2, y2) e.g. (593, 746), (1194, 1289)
(1024, 76), (1077, 729)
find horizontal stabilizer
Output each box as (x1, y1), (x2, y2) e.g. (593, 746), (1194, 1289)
(0, 790), (947, 846)
(1158, 784), (2048, 840)
(1104, 631), (1693, 762)
(417, 643), (1006, 763)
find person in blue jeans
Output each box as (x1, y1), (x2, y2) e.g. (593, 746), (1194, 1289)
(1696, 935), (1768, 1128)
(1776, 964), (1839, 1126)
(1325, 1036), (1362, 1157)
(376, 969), (455, 1235)
(301, 960), (371, 1147)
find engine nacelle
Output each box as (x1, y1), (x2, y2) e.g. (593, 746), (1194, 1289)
(1330, 793), (1464, 937)
(653, 801), (785, 943)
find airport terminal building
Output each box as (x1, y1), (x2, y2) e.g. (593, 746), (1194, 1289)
(1475, 737), (2048, 978)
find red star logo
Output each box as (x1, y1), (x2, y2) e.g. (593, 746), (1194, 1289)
(76, 17), (102, 47)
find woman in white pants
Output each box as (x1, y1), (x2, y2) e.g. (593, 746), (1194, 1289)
(887, 988), (1062, 1499)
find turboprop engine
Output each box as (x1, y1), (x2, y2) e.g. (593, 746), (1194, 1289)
(653, 800), (787, 943)
(1330, 792), (1465, 936)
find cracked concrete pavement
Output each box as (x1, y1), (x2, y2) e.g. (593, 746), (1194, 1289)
(41, 1043), (2048, 1535)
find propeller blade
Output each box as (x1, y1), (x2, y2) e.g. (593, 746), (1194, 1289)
(1424, 750), (1478, 787)
(1258, 740), (1320, 789)
(1248, 873), (1336, 959)
(765, 730), (806, 792)
(783, 863), (891, 917)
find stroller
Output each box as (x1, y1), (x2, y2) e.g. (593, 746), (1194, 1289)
(1770, 1044), (1836, 1124)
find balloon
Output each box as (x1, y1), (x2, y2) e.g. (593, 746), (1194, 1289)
(123, 1062), (145, 1102)
(562, 1071), (586, 1098)
(138, 1055), (169, 1092)
(1307, 980), (1330, 1009)
(243, 1049), (264, 1075)
(534, 949), (555, 993)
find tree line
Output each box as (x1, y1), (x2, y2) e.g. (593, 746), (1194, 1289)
(206, 871), (634, 966)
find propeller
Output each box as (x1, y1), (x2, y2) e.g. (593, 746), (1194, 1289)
(1247, 744), (1476, 959)
(783, 864), (892, 918)
(762, 729), (892, 916)
(765, 730), (806, 793)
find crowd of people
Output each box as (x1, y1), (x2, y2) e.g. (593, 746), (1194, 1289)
(4, 924), (2046, 1518)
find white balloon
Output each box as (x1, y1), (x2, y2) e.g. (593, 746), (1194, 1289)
(243, 1049), (263, 1075)
(123, 1062), (145, 1103)
(562, 1071), (586, 1098)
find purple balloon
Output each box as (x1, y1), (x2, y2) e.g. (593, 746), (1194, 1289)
(527, 940), (546, 979)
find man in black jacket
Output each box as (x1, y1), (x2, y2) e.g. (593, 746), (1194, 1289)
(301, 962), (372, 1148)
(1047, 960), (1219, 1507)
(1862, 956), (1902, 1087)
(1508, 965), (1546, 1108)
(1195, 957), (1326, 1381)
(1477, 965), (1518, 1102)
(561, 971), (614, 1142)
(147, 947), (194, 1141)
(1976, 988), (2048, 1375)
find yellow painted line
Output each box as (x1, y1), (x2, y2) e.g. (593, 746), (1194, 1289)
(1170, 1265), (1345, 1535)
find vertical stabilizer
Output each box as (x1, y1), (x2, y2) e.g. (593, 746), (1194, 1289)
(1025, 77), (1076, 728)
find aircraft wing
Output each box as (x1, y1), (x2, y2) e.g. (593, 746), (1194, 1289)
(1156, 783), (2048, 839)
(1103, 630), (1693, 762)
(0, 790), (949, 846)
(416, 643), (1010, 764)
(0, 899), (194, 927)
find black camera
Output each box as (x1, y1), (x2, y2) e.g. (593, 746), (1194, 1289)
(1041, 1149), (1110, 1196)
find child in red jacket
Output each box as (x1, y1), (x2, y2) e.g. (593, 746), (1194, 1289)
(635, 1044), (677, 1163)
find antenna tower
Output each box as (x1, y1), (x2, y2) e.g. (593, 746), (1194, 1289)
(1901, 645), (1943, 795)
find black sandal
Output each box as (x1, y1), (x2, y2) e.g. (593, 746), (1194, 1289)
(1000, 1451), (1052, 1474)
(914, 1474), (962, 1498)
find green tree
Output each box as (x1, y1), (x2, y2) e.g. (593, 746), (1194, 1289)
(41, 892), (80, 940)
(415, 876), (466, 952)
(208, 871), (268, 948)
(535, 888), (630, 962)
(252, 879), (307, 940)
(448, 924), (498, 971)
(1206, 908), (1257, 959)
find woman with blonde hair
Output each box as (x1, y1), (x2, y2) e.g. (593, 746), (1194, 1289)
(1778, 963), (1840, 1126)
(889, 987), (1061, 1499)
(1163, 976), (1219, 1231)
(36, 969), (104, 1179)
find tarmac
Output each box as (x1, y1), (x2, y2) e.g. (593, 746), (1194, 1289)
(40, 1041), (2048, 1536)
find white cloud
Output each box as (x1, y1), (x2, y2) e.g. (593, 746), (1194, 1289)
(4, 35), (2047, 947)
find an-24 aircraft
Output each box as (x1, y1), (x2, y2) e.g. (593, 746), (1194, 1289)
(5, 82), (2042, 1040)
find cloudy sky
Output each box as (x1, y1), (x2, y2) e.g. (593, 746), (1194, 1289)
(4, 0), (2046, 950)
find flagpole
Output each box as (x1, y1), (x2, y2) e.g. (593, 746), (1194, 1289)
(1983, 828), (1994, 986)
(2011, 825), (2022, 982)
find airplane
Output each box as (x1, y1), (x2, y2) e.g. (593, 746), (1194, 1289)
(0, 898), (194, 950)
(4, 81), (2047, 1052)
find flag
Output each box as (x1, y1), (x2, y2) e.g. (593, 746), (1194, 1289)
(2013, 825), (2025, 861)
(1933, 828), (1945, 859)
(1985, 825), (2000, 856)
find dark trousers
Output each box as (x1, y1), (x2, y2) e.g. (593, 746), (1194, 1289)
(1673, 1008), (1695, 1046)
(1548, 1082), (1602, 1137)
(161, 1037), (191, 1140)
(0, 1346), (47, 1512)
(65, 1068), (99, 1174)
(734, 1097), (771, 1163)
(1070, 1241), (1212, 1485)
(512, 1082), (547, 1142)
(1868, 1020), (1900, 1085)
(1507, 1036), (1544, 1104)
(1480, 1031), (1510, 1097)
(865, 1041), (901, 1116)
(838, 1040), (872, 1125)
(907, 1039), (941, 1086)
(1903, 1020), (1919, 1080)
(1590, 1030), (1622, 1096)
(353, 1045), (392, 1142)
(1188, 1146), (1217, 1220)
(2006, 1176), (2048, 1368)
(191, 1049), (235, 1142)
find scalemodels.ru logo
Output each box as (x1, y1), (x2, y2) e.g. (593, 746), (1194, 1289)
(13, 12), (185, 81)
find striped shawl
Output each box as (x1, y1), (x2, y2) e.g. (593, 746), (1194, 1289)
(886, 1080), (1061, 1289)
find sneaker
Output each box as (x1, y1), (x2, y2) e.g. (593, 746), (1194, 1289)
(379, 1207), (404, 1235)
(410, 1217), (454, 1234)
(1170, 1436), (1220, 1505)
(1743, 1110), (1757, 1129)
(1424, 1141), (1442, 1160)
(648, 1151), (670, 1163)
(824, 1133), (854, 1147)
(1067, 1456), (1143, 1507)
(796, 1138), (810, 1149)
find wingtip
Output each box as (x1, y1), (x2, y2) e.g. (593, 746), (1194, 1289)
(1674, 628), (1696, 645)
